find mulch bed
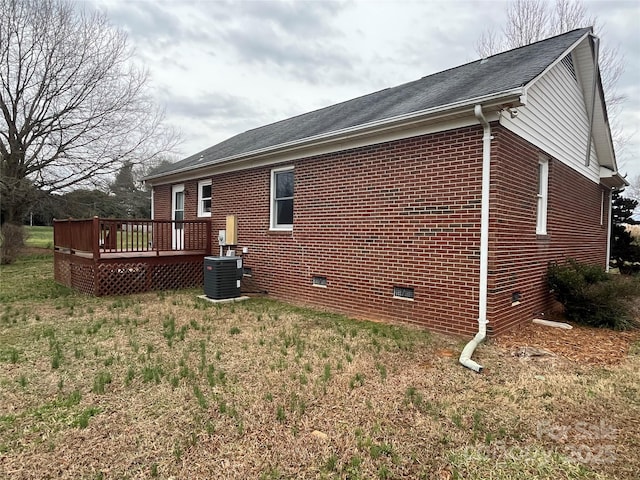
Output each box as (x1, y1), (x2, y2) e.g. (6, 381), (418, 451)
(494, 319), (640, 366)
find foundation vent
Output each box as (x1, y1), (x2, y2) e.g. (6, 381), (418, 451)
(393, 286), (414, 300)
(312, 276), (328, 287)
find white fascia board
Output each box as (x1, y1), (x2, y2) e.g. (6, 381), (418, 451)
(578, 34), (617, 172)
(145, 90), (520, 186)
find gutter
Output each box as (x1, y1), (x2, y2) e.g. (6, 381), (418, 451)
(459, 104), (492, 373)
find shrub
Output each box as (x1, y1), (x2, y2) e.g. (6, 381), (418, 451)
(547, 259), (639, 330)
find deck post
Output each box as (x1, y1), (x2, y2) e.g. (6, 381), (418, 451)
(92, 216), (100, 261)
(68, 218), (73, 251)
(156, 220), (160, 256)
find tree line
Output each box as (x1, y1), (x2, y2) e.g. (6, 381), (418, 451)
(25, 162), (153, 225)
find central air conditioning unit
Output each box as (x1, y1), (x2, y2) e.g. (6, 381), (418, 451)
(203, 256), (243, 300)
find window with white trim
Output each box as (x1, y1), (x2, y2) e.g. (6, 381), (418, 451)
(270, 166), (294, 230)
(536, 158), (549, 235)
(197, 180), (212, 217)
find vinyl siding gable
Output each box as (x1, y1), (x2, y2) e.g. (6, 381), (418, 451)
(500, 54), (600, 183)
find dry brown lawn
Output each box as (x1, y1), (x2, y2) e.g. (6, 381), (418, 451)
(1, 253), (639, 479)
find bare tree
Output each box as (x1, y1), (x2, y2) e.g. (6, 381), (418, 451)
(0, 0), (178, 260)
(504, 0), (551, 48)
(550, 0), (591, 35)
(476, 0), (626, 157)
(476, 0), (594, 56)
(627, 175), (640, 204)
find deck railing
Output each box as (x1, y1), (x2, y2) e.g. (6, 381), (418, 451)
(53, 217), (211, 259)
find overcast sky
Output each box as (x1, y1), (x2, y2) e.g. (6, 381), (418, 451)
(88, 0), (640, 180)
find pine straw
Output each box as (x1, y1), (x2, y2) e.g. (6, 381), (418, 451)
(1, 293), (639, 479)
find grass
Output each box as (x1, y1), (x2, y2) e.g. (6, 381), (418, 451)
(0, 253), (639, 479)
(22, 225), (148, 251)
(0, 253), (71, 303)
(24, 225), (53, 249)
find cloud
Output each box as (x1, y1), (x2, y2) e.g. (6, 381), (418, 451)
(219, 28), (353, 83)
(197, 0), (356, 85)
(97, 0), (359, 86)
(162, 89), (266, 122)
(94, 1), (212, 45)
(198, 0), (346, 37)
(159, 89), (285, 154)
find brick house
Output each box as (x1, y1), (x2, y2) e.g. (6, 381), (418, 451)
(145, 28), (625, 368)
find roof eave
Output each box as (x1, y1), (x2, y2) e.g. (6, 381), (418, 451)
(600, 166), (629, 189)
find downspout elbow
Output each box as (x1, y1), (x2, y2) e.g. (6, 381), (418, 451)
(459, 330), (486, 373)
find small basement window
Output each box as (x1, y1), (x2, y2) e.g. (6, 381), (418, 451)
(393, 286), (414, 300)
(312, 276), (327, 287)
(243, 267), (252, 277)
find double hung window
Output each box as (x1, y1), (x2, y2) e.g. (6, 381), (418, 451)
(271, 167), (294, 230)
(198, 180), (212, 217)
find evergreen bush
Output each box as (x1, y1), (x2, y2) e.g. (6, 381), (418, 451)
(547, 259), (639, 330)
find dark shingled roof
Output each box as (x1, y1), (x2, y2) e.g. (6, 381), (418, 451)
(151, 28), (590, 178)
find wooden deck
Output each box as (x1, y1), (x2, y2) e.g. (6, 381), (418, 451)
(53, 217), (212, 296)
(65, 249), (209, 259)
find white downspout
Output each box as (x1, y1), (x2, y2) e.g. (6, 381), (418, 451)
(150, 188), (155, 220)
(459, 104), (492, 373)
(606, 188), (613, 272)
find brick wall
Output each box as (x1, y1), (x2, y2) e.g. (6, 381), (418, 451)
(154, 184), (171, 220)
(152, 124), (609, 337)
(488, 126), (609, 335)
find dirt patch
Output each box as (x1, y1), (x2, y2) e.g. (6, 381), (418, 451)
(494, 318), (640, 366)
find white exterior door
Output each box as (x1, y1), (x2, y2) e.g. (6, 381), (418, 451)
(172, 184), (185, 249)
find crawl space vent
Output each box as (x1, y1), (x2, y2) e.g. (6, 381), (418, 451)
(393, 286), (414, 300)
(312, 276), (328, 287)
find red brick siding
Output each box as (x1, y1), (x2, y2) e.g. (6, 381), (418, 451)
(152, 124), (609, 337)
(291, 128), (484, 336)
(154, 184), (171, 220)
(488, 126), (609, 335)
